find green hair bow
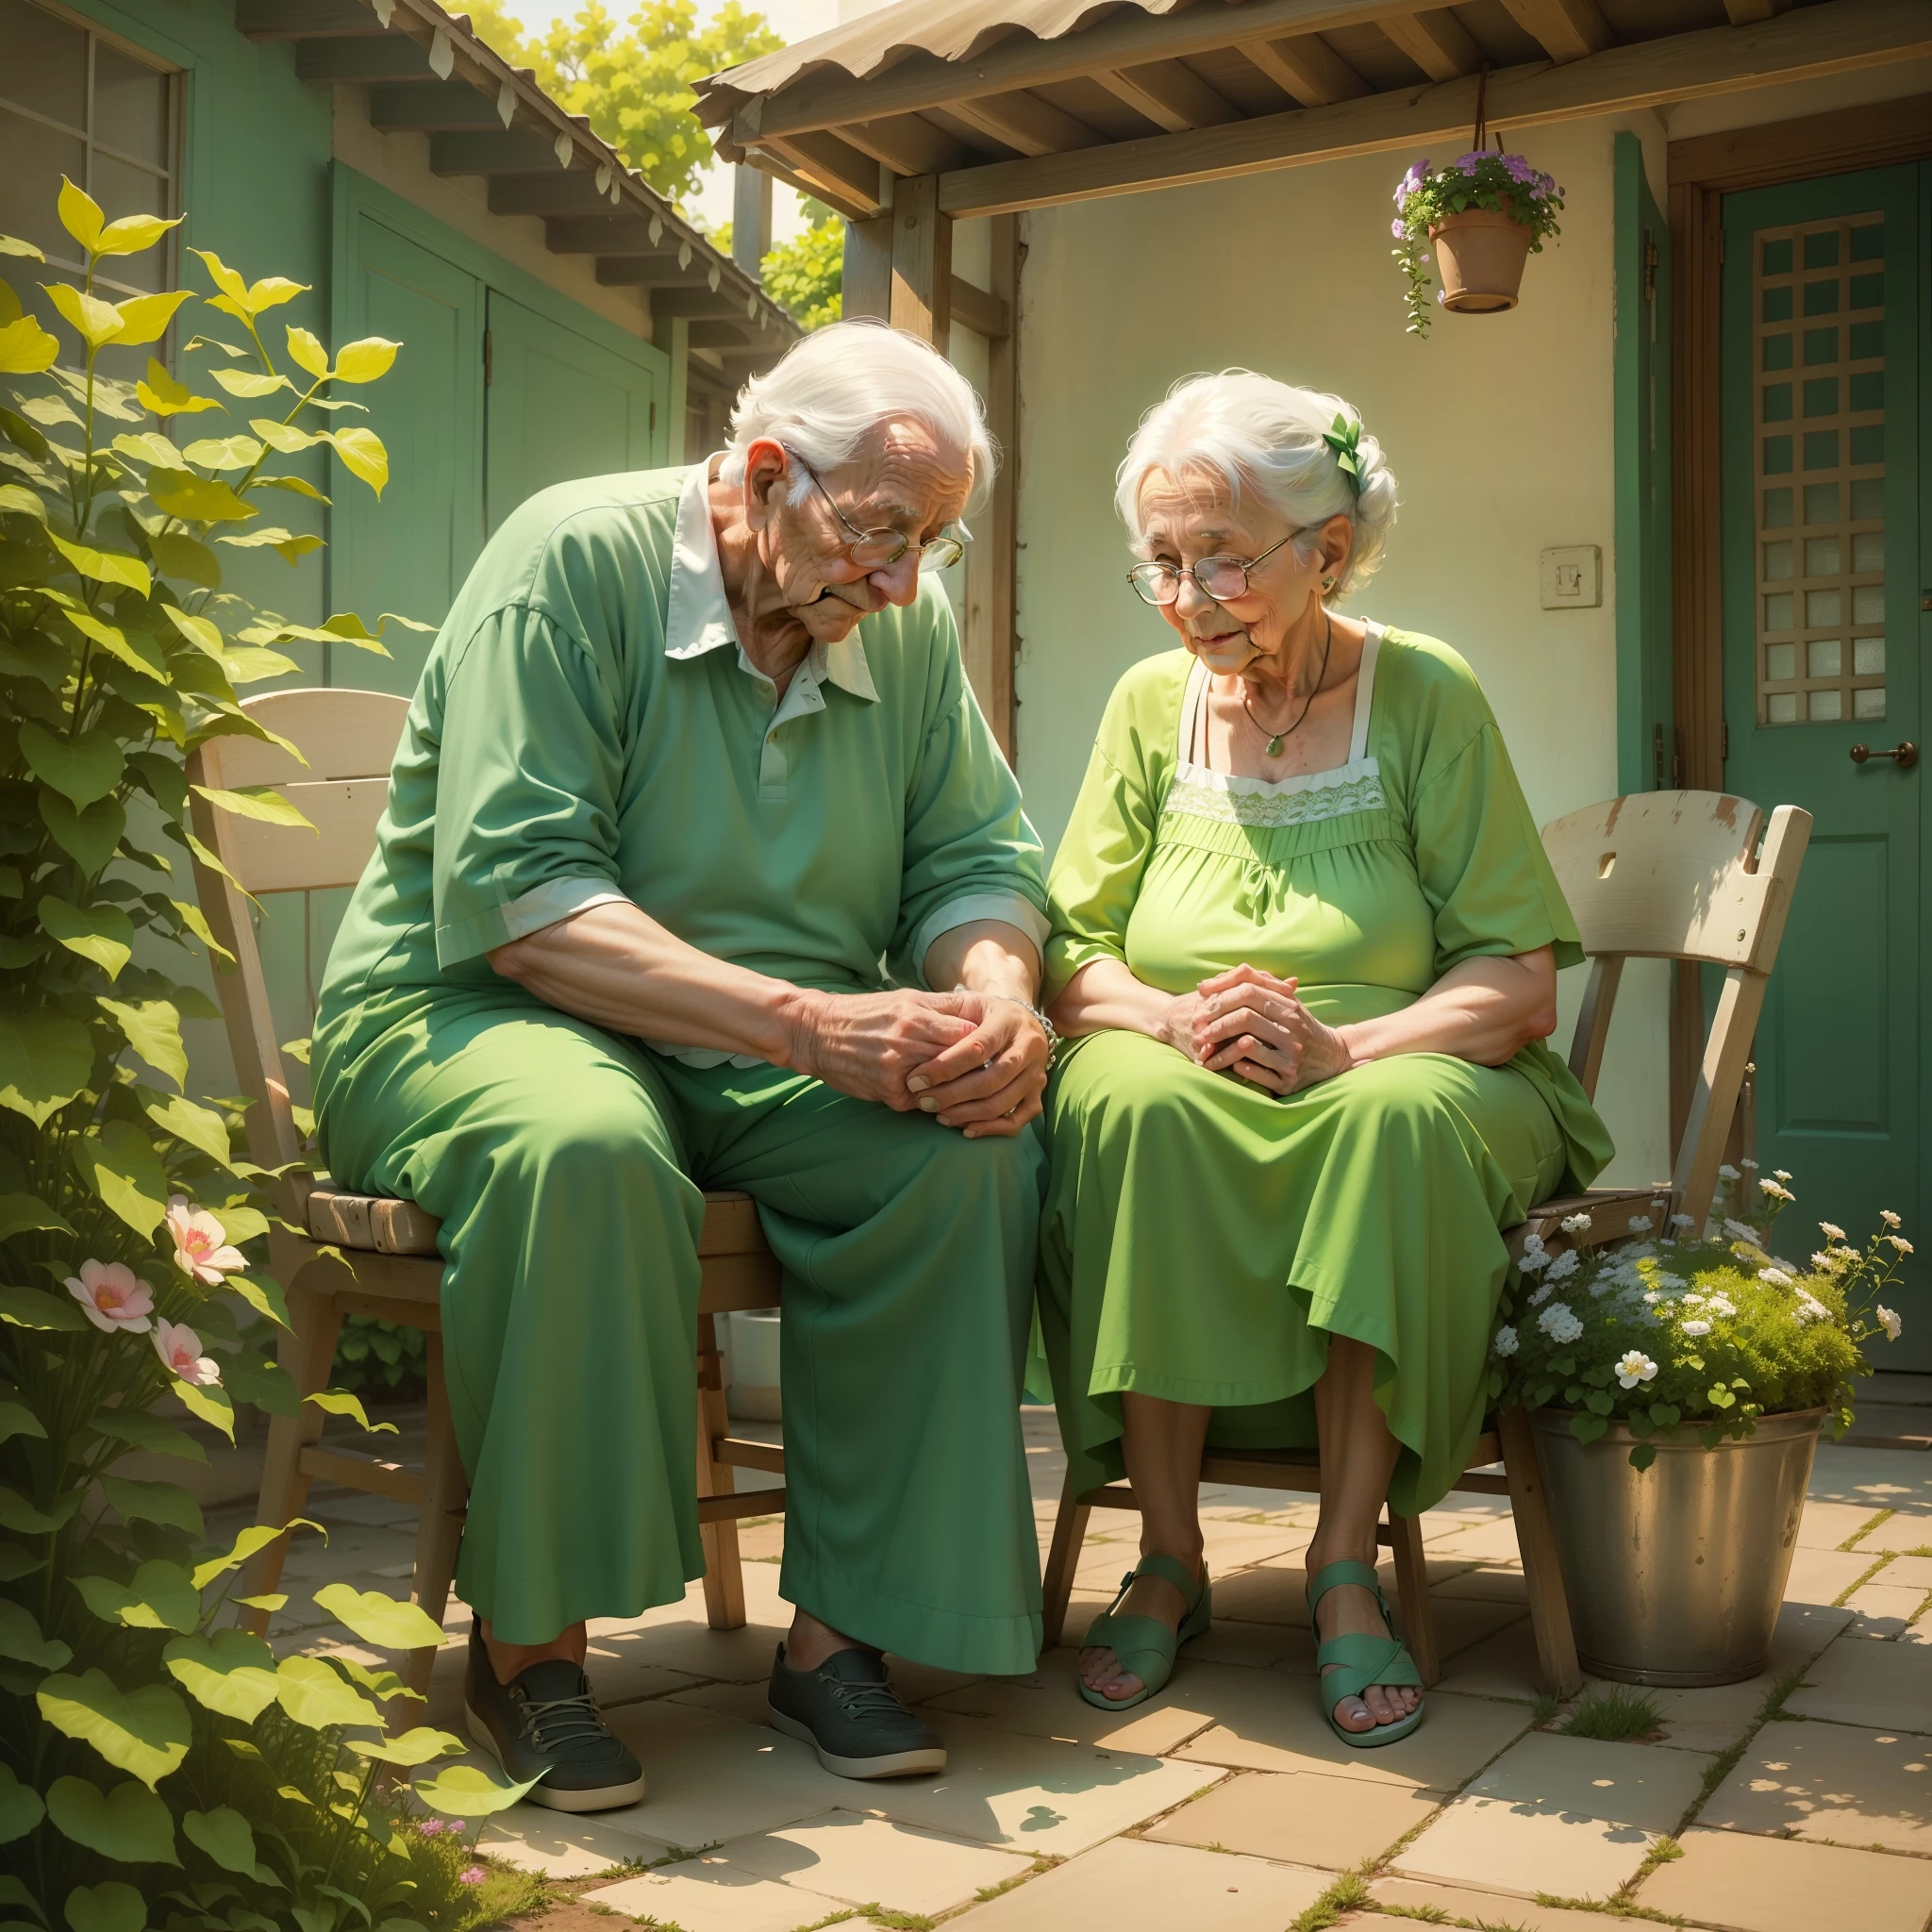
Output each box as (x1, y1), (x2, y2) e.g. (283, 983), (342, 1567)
(1322, 413), (1365, 498)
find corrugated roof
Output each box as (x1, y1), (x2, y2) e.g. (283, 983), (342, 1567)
(699, 0), (1191, 106)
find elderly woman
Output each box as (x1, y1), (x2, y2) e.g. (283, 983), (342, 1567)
(1040, 373), (1611, 1744)
(314, 324), (1055, 1807)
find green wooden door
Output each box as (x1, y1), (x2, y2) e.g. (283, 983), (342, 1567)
(1721, 163), (1926, 1361)
(329, 212), (485, 699)
(484, 290), (661, 532)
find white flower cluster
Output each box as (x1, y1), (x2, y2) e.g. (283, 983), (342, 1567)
(1881, 1209), (1902, 1228)
(1819, 1220), (1847, 1242)
(1492, 1324), (1520, 1357)
(1758, 1266), (1794, 1288)
(1537, 1301), (1584, 1345)
(1518, 1232), (1549, 1273)
(1723, 1217), (1758, 1244)
(1628, 1214), (1655, 1233)
(1760, 1178), (1797, 1204)
(1547, 1247), (1580, 1282)
(1793, 1291), (1833, 1326)
(1719, 1163), (1740, 1180)
(1560, 1212), (1592, 1233)
(1615, 1349), (1657, 1389)
(1888, 1235), (1914, 1256)
(1877, 1306), (1904, 1342)
(1670, 1213), (1696, 1230)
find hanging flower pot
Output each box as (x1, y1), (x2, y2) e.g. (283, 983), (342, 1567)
(1429, 209), (1535, 313)
(1391, 146), (1564, 336)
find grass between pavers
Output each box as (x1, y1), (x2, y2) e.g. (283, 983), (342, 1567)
(1835, 1551), (1898, 1606)
(1557, 1687), (1666, 1743)
(1838, 1508), (1893, 1551)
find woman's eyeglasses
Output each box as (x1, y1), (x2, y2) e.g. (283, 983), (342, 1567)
(791, 449), (967, 572)
(1125, 528), (1302, 607)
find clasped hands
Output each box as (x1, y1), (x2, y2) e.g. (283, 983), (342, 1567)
(785, 987), (1050, 1138)
(1164, 963), (1357, 1096)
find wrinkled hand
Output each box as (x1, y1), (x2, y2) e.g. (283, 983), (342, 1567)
(903, 992), (1052, 1139)
(786, 990), (980, 1111)
(1189, 964), (1357, 1095)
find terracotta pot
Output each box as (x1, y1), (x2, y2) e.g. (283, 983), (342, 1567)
(1429, 209), (1535, 313)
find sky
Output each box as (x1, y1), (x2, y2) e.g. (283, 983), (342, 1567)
(498, 0), (859, 241)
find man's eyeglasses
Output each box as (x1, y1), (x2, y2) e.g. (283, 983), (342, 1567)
(790, 449), (968, 573)
(1125, 528), (1302, 607)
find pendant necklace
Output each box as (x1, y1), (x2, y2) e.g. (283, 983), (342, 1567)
(1241, 608), (1332, 757)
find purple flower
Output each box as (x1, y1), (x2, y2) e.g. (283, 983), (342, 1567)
(1454, 150), (1489, 175)
(1502, 153), (1536, 184)
(1391, 218), (1406, 238)
(1394, 158), (1431, 208)
(417, 1819), (445, 1837)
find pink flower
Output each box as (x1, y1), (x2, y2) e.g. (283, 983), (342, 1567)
(417, 1819), (446, 1837)
(153, 1317), (222, 1387)
(165, 1195), (246, 1285)
(458, 1865), (485, 1885)
(65, 1258), (155, 1335)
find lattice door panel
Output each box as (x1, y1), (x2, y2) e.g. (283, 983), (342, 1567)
(1751, 212), (1888, 726)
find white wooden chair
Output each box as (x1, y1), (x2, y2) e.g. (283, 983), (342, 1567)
(185, 689), (784, 1698)
(1040, 790), (1812, 1697)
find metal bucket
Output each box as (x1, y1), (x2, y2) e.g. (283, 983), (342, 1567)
(1528, 1406), (1825, 1686)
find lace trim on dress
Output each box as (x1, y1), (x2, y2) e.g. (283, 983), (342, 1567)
(1164, 758), (1389, 828)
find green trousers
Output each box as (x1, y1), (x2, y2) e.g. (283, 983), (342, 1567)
(315, 990), (1047, 1673)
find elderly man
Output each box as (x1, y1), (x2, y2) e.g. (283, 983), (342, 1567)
(312, 323), (1051, 1810)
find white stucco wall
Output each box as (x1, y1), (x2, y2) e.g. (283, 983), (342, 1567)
(1010, 111), (1672, 1183)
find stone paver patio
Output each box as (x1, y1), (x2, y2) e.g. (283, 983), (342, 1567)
(216, 1408), (1932, 1932)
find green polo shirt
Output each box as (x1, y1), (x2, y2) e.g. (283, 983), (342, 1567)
(314, 461), (1048, 1071)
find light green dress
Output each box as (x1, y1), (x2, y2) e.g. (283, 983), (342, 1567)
(315, 464), (1049, 1669)
(1040, 627), (1613, 1515)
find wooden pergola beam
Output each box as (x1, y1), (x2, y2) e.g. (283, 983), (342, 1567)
(758, 129), (886, 216)
(1095, 59), (1241, 134)
(1501, 0), (1613, 63)
(947, 89), (1104, 158)
(932, 0), (1932, 218)
(429, 129), (561, 175)
(889, 174), (952, 351)
(1379, 8), (1482, 81)
(733, 0), (1437, 144)
(840, 114), (968, 179)
(293, 34), (431, 82)
(1238, 33), (1370, 107)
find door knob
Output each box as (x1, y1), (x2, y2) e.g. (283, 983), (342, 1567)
(1849, 741), (1919, 769)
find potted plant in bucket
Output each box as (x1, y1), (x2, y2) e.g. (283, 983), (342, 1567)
(1391, 147), (1565, 336)
(1490, 1167), (1907, 1687)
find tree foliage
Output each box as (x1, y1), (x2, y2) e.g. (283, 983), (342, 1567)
(751, 200), (844, 332)
(466, 0), (782, 208)
(0, 181), (531, 1930)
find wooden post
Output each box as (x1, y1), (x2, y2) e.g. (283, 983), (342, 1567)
(960, 213), (1020, 758)
(842, 211), (892, 323)
(889, 175), (952, 351)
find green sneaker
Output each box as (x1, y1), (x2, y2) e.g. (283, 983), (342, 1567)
(464, 1622), (645, 1812)
(766, 1643), (946, 1779)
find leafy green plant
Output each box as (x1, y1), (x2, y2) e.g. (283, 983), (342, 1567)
(1391, 149), (1565, 337)
(0, 180), (528, 1930)
(332, 1316), (430, 1402)
(1490, 1164), (1907, 1468)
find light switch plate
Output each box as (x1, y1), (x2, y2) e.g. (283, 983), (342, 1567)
(1540, 544), (1602, 609)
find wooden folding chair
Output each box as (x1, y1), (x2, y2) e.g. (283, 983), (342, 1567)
(1041, 790), (1812, 1698)
(186, 688), (786, 1697)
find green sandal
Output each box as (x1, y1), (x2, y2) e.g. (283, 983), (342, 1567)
(1075, 1553), (1211, 1711)
(1307, 1559), (1424, 1748)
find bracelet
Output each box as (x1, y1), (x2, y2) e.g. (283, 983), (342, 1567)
(965, 990), (1060, 1065)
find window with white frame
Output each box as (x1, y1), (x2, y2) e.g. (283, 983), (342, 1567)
(0, 0), (179, 300)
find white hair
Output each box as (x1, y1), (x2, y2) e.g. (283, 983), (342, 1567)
(1115, 371), (1399, 599)
(721, 319), (996, 518)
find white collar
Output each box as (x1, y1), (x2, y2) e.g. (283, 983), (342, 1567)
(664, 458), (879, 702)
